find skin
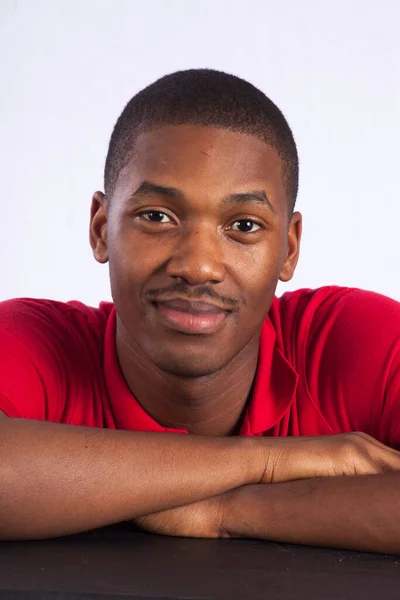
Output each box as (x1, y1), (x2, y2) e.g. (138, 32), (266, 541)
(88, 131), (400, 555)
(90, 124), (302, 436)
(2, 123), (400, 550)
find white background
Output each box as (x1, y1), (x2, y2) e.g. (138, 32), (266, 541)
(1, 0), (399, 305)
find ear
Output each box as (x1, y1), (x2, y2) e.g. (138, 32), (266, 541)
(279, 211), (302, 282)
(89, 191), (109, 264)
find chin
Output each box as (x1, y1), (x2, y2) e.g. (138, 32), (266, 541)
(153, 351), (227, 378)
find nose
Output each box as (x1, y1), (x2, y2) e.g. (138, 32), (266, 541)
(165, 225), (225, 285)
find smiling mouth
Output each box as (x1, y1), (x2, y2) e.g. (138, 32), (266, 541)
(152, 300), (230, 335)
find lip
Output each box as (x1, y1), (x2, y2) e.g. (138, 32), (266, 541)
(153, 299), (230, 334)
(153, 298), (230, 313)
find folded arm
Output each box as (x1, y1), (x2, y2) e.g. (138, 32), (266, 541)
(135, 467), (400, 555)
(224, 472), (400, 554)
(0, 414), (264, 540)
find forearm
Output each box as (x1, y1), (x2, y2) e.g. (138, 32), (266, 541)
(0, 417), (263, 540)
(223, 473), (400, 554)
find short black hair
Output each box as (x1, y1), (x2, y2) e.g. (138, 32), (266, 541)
(104, 68), (299, 214)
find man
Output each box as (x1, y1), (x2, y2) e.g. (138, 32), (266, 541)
(1, 69), (400, 553)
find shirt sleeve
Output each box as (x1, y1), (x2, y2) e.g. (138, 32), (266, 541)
(0, 298), (73, 421)
(305, 288), (400, 449)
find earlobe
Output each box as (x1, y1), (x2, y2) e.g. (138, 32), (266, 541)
(89, 191), (109, 264)
(93, 227), (109, 264)
(279, 260), (296, 282)
(279, 264), (292, 283)
(279, 211), (302, 283)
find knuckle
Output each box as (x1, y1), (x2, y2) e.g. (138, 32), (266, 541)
(354, 431), (373, 441)
(370, 462), (383, 475)
(342, 437), (361, 457)
(340, 438), (371, 472)
(348, 431), (368, 443)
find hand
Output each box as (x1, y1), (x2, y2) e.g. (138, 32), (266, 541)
(132, 494), (227, 539)
(261, 432), (400, 483)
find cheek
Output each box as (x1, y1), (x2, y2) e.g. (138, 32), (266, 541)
(235, 249), (282, 312)
(108, 223), (159, 283)
(235, 245), (282, 285)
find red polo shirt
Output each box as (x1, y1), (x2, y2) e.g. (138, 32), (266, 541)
(0, 286), (399, 448)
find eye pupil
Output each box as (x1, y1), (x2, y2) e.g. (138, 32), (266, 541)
(238, 220), (254, 232)
(148, 211), (164, 222)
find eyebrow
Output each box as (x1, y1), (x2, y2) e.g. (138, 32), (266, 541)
(130, 180), (276, 213)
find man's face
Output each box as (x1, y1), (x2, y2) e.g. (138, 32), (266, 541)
(91, 124), (301, 377)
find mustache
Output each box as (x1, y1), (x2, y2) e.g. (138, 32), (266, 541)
(147, 284), (241, 310)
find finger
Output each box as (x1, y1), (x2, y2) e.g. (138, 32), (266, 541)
(353, 431), (400, 457)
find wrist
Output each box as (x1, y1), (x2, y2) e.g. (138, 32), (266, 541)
(239, 437), (268, 485)
(219, 485), (262, 539)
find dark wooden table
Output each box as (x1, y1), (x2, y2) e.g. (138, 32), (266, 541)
(0, 523), (399, 599)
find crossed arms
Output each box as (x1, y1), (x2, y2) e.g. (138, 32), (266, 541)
(1, 412), (400, 554)
(136, 470), (400, 555)
(134, 433), (400, 555)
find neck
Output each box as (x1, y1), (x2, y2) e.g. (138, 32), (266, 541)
(116, 327), (260, 436)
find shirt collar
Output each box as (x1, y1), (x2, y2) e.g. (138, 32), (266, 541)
(239, 313), (299, 435)
(104, 300), (298, 436)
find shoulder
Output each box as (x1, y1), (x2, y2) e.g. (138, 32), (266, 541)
(274, 285), (400, 348)
(0, 296), (113, 340)
(0, 298), (113, 329)
(0, 297), (114, 419)
(273, 286), (400, 444)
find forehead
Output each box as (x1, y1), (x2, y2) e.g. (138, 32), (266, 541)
(116, 124), (287, 210)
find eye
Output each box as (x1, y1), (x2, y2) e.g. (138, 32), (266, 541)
(230, 219), (262, 233)
(138, 210), (173, 224)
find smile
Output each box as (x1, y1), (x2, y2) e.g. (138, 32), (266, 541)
(153, 300), (230, 334)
